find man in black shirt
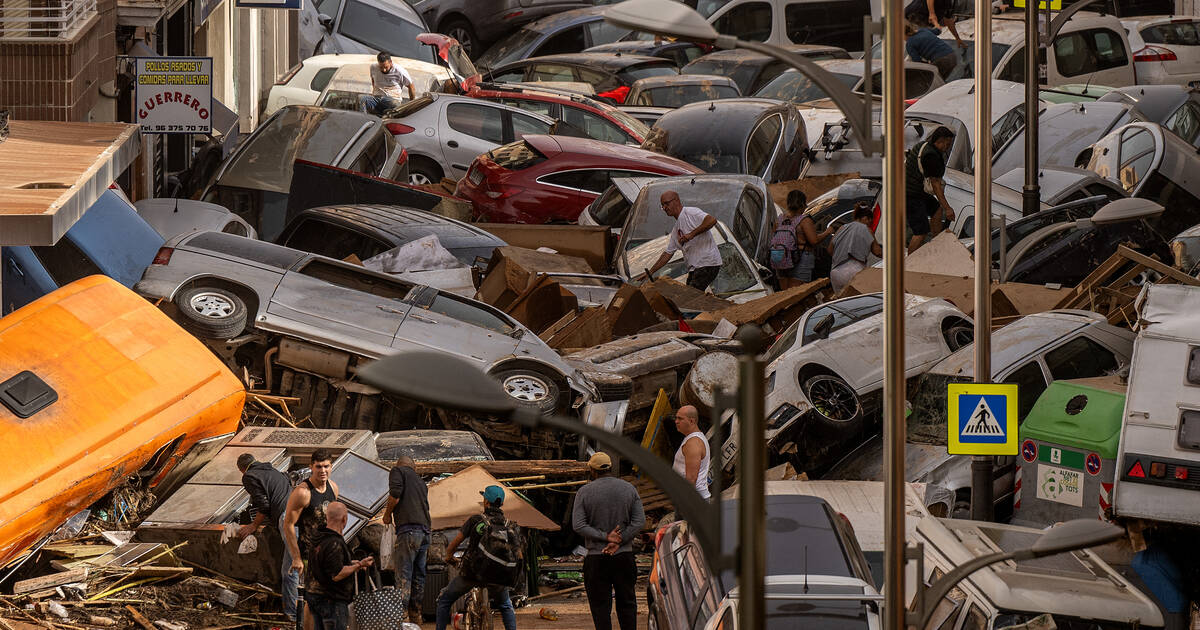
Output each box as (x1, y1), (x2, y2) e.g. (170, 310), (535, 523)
(236, 454), (296, 620)
(382, 454), (430, 621)
(435, 486), (517, 630)
(307, 501), (373, 630)
(905, 125), (956, 253)
(904, 0), (966, 48)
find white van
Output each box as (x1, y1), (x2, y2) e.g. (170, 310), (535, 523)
(916, 517), (1164, 630)
(1113, 284), (1200, 526)
(697, 0), (882, 53)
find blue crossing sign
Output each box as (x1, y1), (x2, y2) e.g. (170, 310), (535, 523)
(947, 383), (1019, 455)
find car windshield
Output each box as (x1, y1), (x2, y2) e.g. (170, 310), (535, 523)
(684, 60), (763, 94)
(625, 234), (758, 295)
(995, 612), (1146, 630)
(590, 187), (634, 227)
(478, 27), (542, 69)
(800, 295), (884, 345)
(760, 596), (872, 630)
(620, 64), (679, 82)
(719, 496), (855, 584)
(754, 70), (860, 104)
(632, 84), (739, 107)
(337, 0), (433, 63)
(319, 89), (369, 111)
(218, 108), (364, 193)
(908, 372), (972, 443)
(622, 179), (753, 246)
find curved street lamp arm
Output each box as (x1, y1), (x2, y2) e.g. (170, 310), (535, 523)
(730, 39), (880, 156)
(510, 407), (724, 573)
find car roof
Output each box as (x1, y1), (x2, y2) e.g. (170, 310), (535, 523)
(293, 204), (506, 250)
(930, 311), (1103, 377)
(1097, 84), (1194, 124)
(652, 98), (785, 150)
(994, 166), (1107, 199)
(511, 52), (673, 71)
(908, 78), (1033, 129)
(523, 134), (702, 172)
(951, 12), (1123, 45)
(520, 6), (608, 32)
(632, 74), (736, 89)
(919, 517), (1164, 624)
(586, 40), (691, 54)
(179, 230), (311, 270)
(687, 44), (847, 65)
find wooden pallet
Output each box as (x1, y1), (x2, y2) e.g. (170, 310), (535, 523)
(1052, 246), (1200, 326)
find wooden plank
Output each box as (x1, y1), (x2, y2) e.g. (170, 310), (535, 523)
(125, 606), (155, 630)
(1116, 246), (1200, 286)
(41, 544), (113, 559)
(406, 459), (591, 477)
(1053, 251), (1127, 309)
(13, 568), (88, 595)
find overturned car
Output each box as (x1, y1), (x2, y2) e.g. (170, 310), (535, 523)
(135, 231), (600, 458)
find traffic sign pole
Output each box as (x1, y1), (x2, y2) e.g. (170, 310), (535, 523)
(972, 0), (995, 522)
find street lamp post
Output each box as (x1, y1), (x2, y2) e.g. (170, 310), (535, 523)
(908, 519), (1124, 629)
(600, 3), (906, 630)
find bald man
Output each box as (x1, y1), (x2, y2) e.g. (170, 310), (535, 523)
(306, 502), (373, 630)
(671, 406), (712, 499)
(642, 190), (723, 291)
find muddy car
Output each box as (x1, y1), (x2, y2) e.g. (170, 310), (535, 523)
(993, 166), (1127, 206)
(991, 101), (1145, 177)
(752, 59), (944, 105)
(134, 231), (597, 454)
(642, 98), (807, 183)
(375, 429), (494, 462)
(626, 74), (740, 109)
(724, 294), (973, 475)
(680, 45), (850, 95)
(826, 310), (1134, 518)
(1097, 84), (1200, 147)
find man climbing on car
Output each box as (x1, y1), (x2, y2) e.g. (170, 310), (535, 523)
(436, 485), (521, 630)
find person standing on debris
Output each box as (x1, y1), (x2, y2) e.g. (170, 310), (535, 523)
(642, 190), (723, 291)
(572, 452), (645, 630)
(906, 125), (956, 253)
(904, 0), (965, 48)
(436, 485), (520, 630)
(363, 52), (415, 115)
(307, 501), (374, 630)
(905, 21), (959, 79)
(382, 454), (431, 622)
(672, 406), (712, 500)
(771, 189), (837, 289)
(284, 448), (340, 622)
(828, 202), (883, 293)
(236, 454), (297, 621)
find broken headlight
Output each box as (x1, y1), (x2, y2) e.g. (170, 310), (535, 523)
(767, 403), (802, 430)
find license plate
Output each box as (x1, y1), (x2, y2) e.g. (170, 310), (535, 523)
(467, 167), (484, 186)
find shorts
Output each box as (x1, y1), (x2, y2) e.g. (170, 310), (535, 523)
(906, 195), (937, 236)
(787, 250), (817, 281)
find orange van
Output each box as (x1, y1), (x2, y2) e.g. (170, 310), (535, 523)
(0, 276), (245, 568)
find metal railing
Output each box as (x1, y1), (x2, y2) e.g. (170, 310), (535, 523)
(0, 0), (97, 39)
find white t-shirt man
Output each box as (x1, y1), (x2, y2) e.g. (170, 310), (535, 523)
(664, 206), (722, 270)
(370, 63), (413, 100)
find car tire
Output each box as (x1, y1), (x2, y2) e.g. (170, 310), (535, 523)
(408, 157), (443, 186)
(942, 319), (974, 351)
(492, 368), (562, 416)
(803, 374), (862, 431)
(173, 286), (248, 340)
(442, 18), (478, 58)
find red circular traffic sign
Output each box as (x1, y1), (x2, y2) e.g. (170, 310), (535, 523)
(1022, 440), (1037, 463)
(1086, 452), (1102, 476)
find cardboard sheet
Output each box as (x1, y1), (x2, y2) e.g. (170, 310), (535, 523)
(427, 464), (560, 531)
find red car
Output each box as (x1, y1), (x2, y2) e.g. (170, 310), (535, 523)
(457, 134), (702, 224)
(467, 83), (650, 145)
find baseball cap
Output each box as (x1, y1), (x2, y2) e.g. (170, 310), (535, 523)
(480, 485), (505, 506)
(588, 452), (612, 471)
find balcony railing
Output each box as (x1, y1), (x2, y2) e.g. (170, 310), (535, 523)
(0, 0), (98, 39)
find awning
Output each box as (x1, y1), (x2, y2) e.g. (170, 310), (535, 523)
(117, 0), (188, 28)
(0, 121), (140, 246)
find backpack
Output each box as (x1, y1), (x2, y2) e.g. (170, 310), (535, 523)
(461, 512), (523, 588)
(769, 216), (801, 270)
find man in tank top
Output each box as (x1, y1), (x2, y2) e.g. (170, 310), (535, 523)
(671, 406), (712, 499)
(283, 448), (340, 626)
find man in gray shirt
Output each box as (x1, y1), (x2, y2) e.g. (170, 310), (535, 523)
(828, 202), (882, 293)
(572, 452), (644, 630)
(363, 52), (414, 115)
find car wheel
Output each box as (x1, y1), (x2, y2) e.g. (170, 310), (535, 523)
(173, 286), (248, 340)
(943, 320), (974, 351)
(442, 18), (478, 58)
(492, 368), (562, 416)
(804, 374), (862, 426)
(408, 157), (443, 186)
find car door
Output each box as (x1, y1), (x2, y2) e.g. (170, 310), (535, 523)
(394, 286), (522, 359)
(745, 113), (784, 180)
(265, 257), (411, 354)
(440, 101), (507, 177)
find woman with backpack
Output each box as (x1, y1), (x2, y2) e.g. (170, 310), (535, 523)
(770, 190), (836, 289)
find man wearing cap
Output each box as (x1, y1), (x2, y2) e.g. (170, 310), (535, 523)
(436, 485), (518, 630)
(235, 453), (296, 621)
(572, 453), (645, 630)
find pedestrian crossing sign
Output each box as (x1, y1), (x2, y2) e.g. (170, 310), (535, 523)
(946, 383), (1019, 455)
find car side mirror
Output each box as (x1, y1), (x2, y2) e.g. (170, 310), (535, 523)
(317, 13), (334, 31)
(813, 313), (835, 340)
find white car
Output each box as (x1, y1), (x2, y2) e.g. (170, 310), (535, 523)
(722, 294), (972, 471)
(298, 0), (431, 61)
(314, 62), (455, 113)
(1123, 16), (1200, 87)
(267, 54), (375, 116)
(381, 93), (556, 184)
